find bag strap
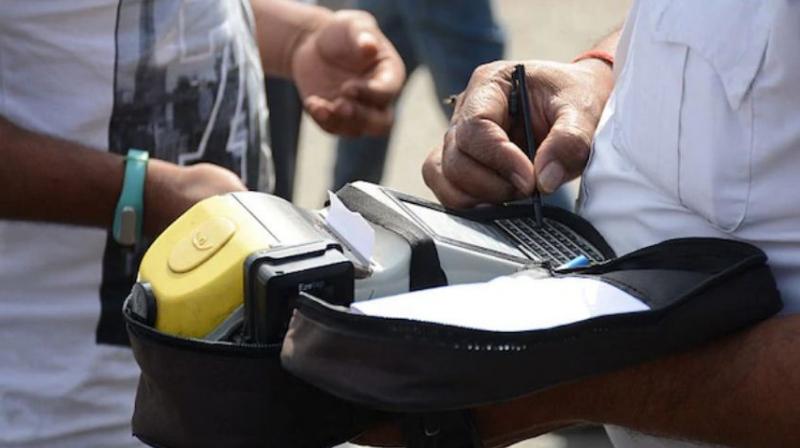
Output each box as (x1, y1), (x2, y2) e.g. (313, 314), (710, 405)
(336, 185), (448, 291)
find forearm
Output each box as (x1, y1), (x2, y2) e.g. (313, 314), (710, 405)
(592, 314), (800, 447)
(591, 27), (621, 56)
(0, 117), (185, 236)
(250, 0), (332, 78)
(0, 118), (124, 228)
(476, 314), (800, 447)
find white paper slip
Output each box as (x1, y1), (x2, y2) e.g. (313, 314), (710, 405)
(350, 276), (650, 332)
(325, 191), (375, 264)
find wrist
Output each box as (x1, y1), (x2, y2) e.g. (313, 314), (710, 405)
(286, 7), (332, 79)
(573, 47), (615, 96)
(142, 159), (183, 238)
(572, 58), (615, 120)
(252, 0), (332, 78)
(574, 56), (614, 88)
(143, 162), (247, 238)
(573, 49), (614, 69)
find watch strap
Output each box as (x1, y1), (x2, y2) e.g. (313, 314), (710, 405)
(572, 49), (615, 68)
(113, 149), (149, 246)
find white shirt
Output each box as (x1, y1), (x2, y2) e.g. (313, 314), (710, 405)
(579, 0), (800, 447)
(0, 1), (269, 446)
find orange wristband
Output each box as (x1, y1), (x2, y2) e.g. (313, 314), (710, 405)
(572, 49), (614, 68)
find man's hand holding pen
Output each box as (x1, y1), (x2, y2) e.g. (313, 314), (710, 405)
(422, 59), (614, 209)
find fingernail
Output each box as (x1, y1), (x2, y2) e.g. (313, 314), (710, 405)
(511, 173), (531, 194)
(538, 162), (565, 193)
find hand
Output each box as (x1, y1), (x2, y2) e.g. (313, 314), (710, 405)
(422, 59), (613, 208)
(143, 161), (247, 237)
(291, 10), (405, 137)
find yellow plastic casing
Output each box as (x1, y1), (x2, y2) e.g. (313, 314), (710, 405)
(138, 194), (275, 338)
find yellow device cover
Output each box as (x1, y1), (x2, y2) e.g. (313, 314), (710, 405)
(139, 194), (274, 338)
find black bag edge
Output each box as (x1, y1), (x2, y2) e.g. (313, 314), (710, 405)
(124, 300), (389, 448)
(281, 238), (783, 412)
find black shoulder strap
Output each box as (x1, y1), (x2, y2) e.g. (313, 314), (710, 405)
(336, 185), (448, 291)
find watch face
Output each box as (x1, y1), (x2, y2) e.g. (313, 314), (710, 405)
(116, 206), (139, 246)
(113, 152), (148, 247)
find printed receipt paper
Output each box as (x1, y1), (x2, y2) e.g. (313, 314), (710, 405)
(325, 191), (375, 264)
(352, 276), (650, 332)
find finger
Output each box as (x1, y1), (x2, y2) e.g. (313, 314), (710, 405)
(305, 96), (361, 136)
(442, 62), (538, 193)
(305, 96), (394, 137)
(339, 59), (405, 109)
(337, 16), (405, 108)
(443, 151), (519, 204)
(452, 62), (515, 131)
(422, 147), (483, 209)
(532, 109), (593, 194)
(452, 119), (536, 194)
(312, 99), (386, 137)
(440, 127), (520, 203)
(304, 95), (337, 130)
(335, 98), (394, 136)
(353, 28), (379, 60)
(305, 97), (353, 135)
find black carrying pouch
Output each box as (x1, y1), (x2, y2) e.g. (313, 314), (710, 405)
(281, 238), (783, 413)
(125, 232), (782, 447)
(124, 306), (387, 448)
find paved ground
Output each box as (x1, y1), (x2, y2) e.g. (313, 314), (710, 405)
(297, 1), (632, 446)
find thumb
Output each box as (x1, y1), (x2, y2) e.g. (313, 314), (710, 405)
(317, 11), (380, 72)
(352, 28), (379, 61)
(532, 110), (593, 194)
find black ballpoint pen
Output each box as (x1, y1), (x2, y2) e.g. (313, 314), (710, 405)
(510, 64), (544, 226)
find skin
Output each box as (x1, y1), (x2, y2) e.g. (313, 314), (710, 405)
(359, 315), (800, 448)
(252, 1), (405, 136)
(0, 120), (245, 238)
(422, 32), (618, 207)
(0, 0), (405, 236)
(358, 20), (800, 448)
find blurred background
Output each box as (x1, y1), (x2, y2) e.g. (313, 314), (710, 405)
(283, 1), (632, 446)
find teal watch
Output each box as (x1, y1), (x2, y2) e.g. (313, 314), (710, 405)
(113, 149), (149, 246)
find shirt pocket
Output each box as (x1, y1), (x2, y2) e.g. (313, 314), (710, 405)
(613, 0), (770, 232)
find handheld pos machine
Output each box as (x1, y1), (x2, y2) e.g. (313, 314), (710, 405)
(127, 181), (612, 344)
(124, 182), (781, 448)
